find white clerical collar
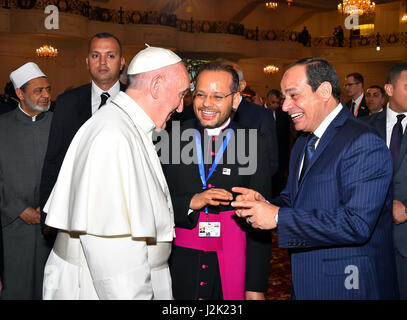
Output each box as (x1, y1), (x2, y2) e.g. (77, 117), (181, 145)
(112, 91), (155, 135)
(313, 103), (343, 148)
(18, 103), (37, 122)
(91, 80), (120, 114)
(205, 118), (231, 136)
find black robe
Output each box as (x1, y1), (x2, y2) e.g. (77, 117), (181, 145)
(161, 119), (272, 300)
(0, 108), (53, 299)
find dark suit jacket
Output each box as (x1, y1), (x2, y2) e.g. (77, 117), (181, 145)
(274, 106), (398, 299)
(363, 109), (407, 257)
(271, 107), (291, 196)
(346, 96), (369, 118)
(39, 82), (126, 231)
(234, 99), (279, 179)
(0, 99), (18, 115)
(162, 120), (272, 296)
(0, 214), (3, 282)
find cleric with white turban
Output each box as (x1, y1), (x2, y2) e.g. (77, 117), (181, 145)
(0, 62), (53, 299)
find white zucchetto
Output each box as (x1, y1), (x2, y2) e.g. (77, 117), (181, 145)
(127, 44), (182, 75)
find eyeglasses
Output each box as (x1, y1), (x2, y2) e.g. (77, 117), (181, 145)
(344, 82), (360, 88)
(193, 91), (236, 103)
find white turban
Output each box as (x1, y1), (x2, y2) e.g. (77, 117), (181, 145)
(10, 62), (47, 89)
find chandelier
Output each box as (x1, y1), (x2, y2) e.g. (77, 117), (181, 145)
(266, 2), (278, 9)
(337, 1), (376, 16)
(402, 14), (407, 23)
(36, 45), (58, 58)
(264, 65), (280, 75)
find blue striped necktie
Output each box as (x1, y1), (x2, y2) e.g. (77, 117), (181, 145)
(299, 133), (318, 183)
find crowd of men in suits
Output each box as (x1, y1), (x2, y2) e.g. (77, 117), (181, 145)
(0, 30), (406, 300)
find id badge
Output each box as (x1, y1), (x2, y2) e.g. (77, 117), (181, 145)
(199, 222), (221, 237)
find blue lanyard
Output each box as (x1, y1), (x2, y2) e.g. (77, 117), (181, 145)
(194, 122), (233, 216)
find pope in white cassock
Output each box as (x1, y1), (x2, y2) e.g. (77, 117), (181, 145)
(42, 46), (190, 299)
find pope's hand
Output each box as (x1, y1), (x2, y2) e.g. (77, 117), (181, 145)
(189, 188), (233, 211)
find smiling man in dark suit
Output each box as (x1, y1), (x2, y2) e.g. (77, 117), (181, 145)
(364, 62), (407, 299)
(39, 33), (126, 236)
(233, 57), (398, 299)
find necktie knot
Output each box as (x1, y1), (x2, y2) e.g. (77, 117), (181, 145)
(99, 92), (110, 109)
(306, 133), (318, 153)
(396, 114), (406, 123)
(299, 133), (319, 183)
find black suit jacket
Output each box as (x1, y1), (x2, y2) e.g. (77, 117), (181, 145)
(39, 82), (127, 231)
(0, 214), (3, 282)
(272, 107), (292, 196)
(0, 99), (18, 115)
(162, 120), (272, 294)
(346, 96), (369, 118)
(363, 109), (407, 257)
(234, 99), (279, 179)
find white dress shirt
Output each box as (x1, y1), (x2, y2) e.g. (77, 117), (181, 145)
(386, 105), (407, 148)
(91, 80), (120, 115)
(298, 103), (343, 178)
(351, 93), (364, 116)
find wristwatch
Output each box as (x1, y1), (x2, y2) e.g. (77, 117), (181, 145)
(265, 200), (278, 225)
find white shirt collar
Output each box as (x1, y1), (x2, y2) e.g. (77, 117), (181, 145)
(91, 80), (121, 114)
(353, 92), (364, 105)
(205, 118), (231, 136)
(313, 103), (343, 147)
(386, 104), (407, 123)
(18, 103), (37, 122)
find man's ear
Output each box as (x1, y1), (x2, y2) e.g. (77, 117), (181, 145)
(15, 88), (24, 101)
(150, 74), (163, 99)
(238, 80), (247, 93)
(120, 57), (125, 71)
(232, 91), (241, 112)
(384, 83), (393, 97)
(316, 81), (332, 101)
(85, 57), (89, 70)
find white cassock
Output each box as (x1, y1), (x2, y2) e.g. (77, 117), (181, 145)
(42, 92), (175, 300)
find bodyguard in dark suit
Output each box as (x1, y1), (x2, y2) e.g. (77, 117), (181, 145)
(162, 62), (271, 300)
(364, 62), (407, 299)
(39, 33), (126, 235)
(344, 72), (369, 118)
(233, 58), (398, 299)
